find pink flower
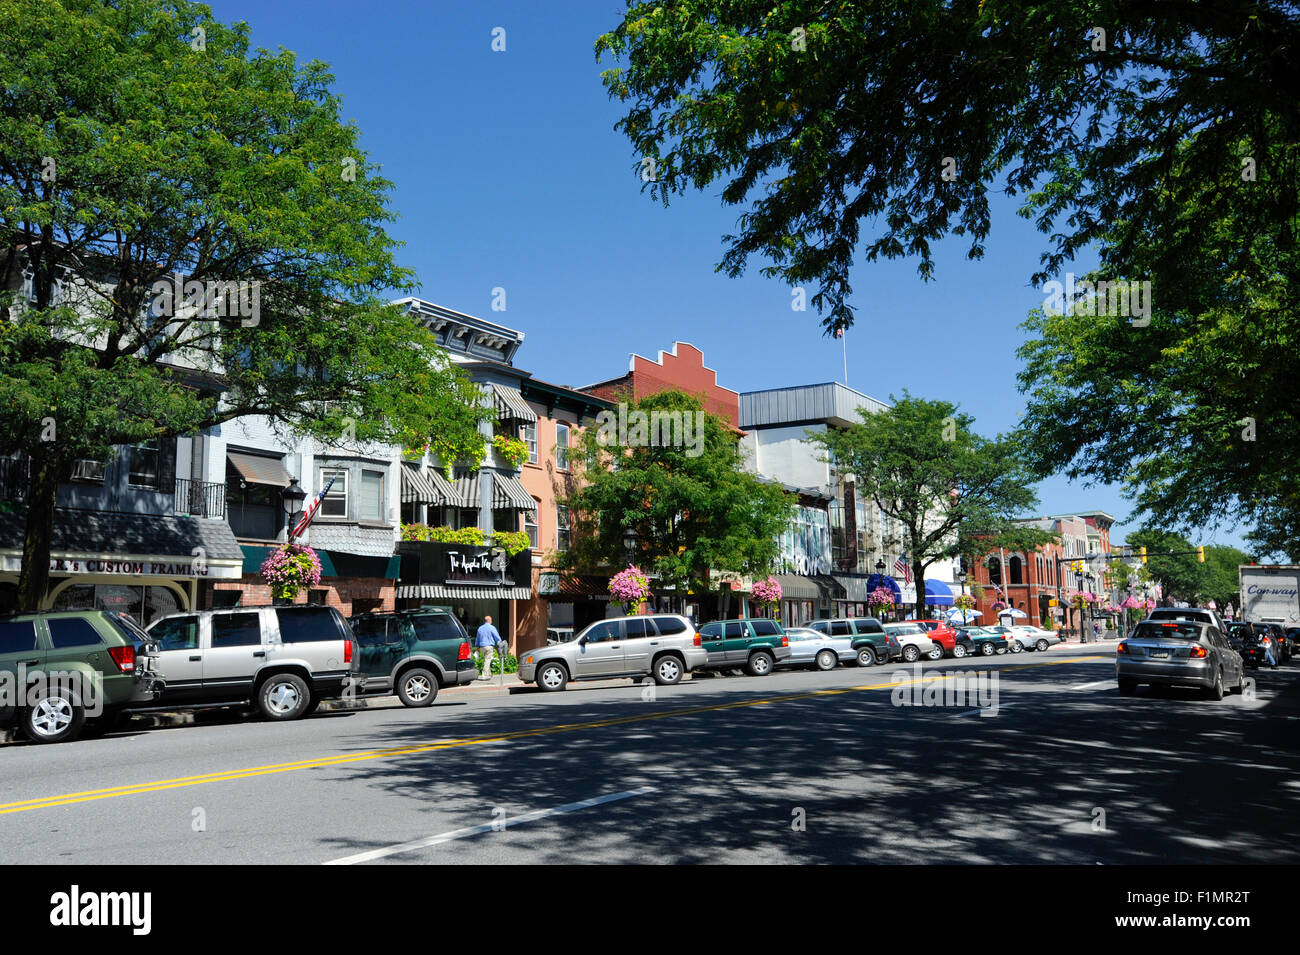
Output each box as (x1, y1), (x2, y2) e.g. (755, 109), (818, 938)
(752, 576), (783, 604)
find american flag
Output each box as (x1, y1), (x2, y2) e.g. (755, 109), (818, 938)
(289, 476), (336, 540)
(893, 555), (913, 584)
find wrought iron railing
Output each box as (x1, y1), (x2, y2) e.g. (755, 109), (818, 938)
(175, 479), (226, 519)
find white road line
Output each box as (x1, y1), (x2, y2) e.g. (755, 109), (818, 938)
(953, 702), (1021, 717)
(323, 786), (657, 865)
(1071, 680), (1114, 691)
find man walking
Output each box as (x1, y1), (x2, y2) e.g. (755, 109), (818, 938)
(476, 615), (502, 680)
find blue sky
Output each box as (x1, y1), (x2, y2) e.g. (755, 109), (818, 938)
(207, 0), (1244, 549)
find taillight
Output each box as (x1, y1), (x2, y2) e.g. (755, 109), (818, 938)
(1116, 642), (1128, 654)
(1189, 646), (1208, 658)
(107, 645), (135, 673)
(1261, 637), (1271, 646)
(458, 641), (471, 661)
(694, 633), (702, 646)
(781, 636), (789, 647)
(344, 639), (353, 663)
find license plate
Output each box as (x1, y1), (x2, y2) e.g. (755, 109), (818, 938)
(1150, 650), (1170, 659)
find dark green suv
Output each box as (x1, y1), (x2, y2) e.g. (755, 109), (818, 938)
(1, 610), (164, 744)
(348, 607), (476, 706)
(807, 617), (899, 666)
(697, 619), (792, 676)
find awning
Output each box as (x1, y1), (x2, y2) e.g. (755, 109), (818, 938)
(491, 383), (537, 423)
(772, 574), (821, 600)
(492, 473), (537, 510)
(540, 574), (612, 601)
(227, 451), (292, 487)
(450, 474), (482, 508)
(401, 463), (455, 505)
(924, 578), (955, 607)
(397, 584), (534, 600)
(240, 546), (400, 580)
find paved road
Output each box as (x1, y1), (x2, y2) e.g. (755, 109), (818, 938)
(2, 645), (1298, 864)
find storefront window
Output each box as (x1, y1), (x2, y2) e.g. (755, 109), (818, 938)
(50, 583), (183, 627)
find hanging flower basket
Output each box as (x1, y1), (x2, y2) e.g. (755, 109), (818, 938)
(260, 543), (322, 601)
(868, 585), (896, 616)
(990, 599), (1009, 613)
(609, 565), (650, 614)
(953, 593), (977, 611)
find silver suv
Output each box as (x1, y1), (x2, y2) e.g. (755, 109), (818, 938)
(519, 614), (706, 692)
(142, 605), (363, 720)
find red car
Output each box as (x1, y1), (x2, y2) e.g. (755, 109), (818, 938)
(911, 619), (959, 656)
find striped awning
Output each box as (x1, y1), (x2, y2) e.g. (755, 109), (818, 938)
(492, 473), (537, 510)
(227, 451), (292, 487)
(397, 584), (534, 600)
(491, 383), (537, 423)
(772, 574), (821, 600)
(400, 463), (455, 505)
(451, 474), (482, 508)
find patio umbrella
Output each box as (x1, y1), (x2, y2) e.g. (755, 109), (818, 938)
(1000, 608), (1028, 619)
(947, 608), (982, 623)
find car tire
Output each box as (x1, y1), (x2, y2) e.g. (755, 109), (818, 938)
(952, 644), (967, 658)
(301, 697), (321, 717)
(902, 645), (920, 663)
(397, 667), (439, 707)
(1036, 639), (1050, 652)
(22, 689), (86, 744)
(537, 661), (568, 692)
(980, 642), (996, 656)
(856, 647), (877, 667)
(257, 673), (311, 721)
(1010, 641), (1024, 654)
(814, 649), (838, 672)
(747, 650), (775, 676)
(1118, 678), (1138, 695)
(653, 655), (684, 686)
(1204, 668), (1225, 701)
(927, 645), (944, 661)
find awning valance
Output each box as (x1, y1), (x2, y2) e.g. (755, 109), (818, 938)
(491, 383), (537, 423)
(227, 451), (292, 487)
(492, 473), (537, 510)
(924, 578), (955, 606)
(397, 583), (533, 600)
(401, 463), (455, 505)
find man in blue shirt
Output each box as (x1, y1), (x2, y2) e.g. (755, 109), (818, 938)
(476, 615), (502, 680)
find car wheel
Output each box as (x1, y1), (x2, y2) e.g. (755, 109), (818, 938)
(1204, 668), (1225, 701)
(1036, 639), (1050, 652)
(23, 689), (86, 744)
(902, 645), (920, 663)
(537, 661), (568, 692)
(980, 642), (996, 656)
(1118, 678), (1138, 695)
(952, 643), (967, 658)
(814, 649), (838, 672)
(747, 650), (774, 676)
(653, 655), (683, 686)
(856, 647), (878, 667)
(258, 673), (311, 720)
(397, 667), (439, 707)
(301, 698), (321, 717)
(1010, 641), (1024, 654)
(927, 645), (944, 661)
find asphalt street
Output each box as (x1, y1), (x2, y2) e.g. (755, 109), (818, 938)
(2, 645), (1298, 864)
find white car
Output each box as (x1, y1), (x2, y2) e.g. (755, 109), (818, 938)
(1005, 625), (1062, 653)
(882, 623), (942, 662)
(781, 627), (855, 671)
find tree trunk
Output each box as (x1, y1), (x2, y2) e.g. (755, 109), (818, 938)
(913, 557), (926, 620)
(17, 451), (64, 611)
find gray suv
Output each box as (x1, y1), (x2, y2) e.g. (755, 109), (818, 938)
(142, 605), (362, 720)
(519, 614), (707, 692)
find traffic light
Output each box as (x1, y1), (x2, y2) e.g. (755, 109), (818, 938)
(1139, 546), (1147, 565)
(1197, 545), (1206, 563)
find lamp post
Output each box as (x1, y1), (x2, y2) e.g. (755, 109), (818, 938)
(875, 558), (887, 620)
(281, 479), (306, 540)
(957, 569), (967, 625)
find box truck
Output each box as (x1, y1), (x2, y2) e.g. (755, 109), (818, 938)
(1238, 564), (1300, 626)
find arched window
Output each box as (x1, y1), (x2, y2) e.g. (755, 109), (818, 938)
(1009, 555), (1024, 585)
(986, 556), (1002, 586)
(1036, 555), (1045, 583)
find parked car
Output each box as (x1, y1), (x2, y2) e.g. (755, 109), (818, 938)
(954, 626), (1010, 656)
(546, 627), (574, 645)
(1116, 618), (1246, 699)
(807, 617), (899, 666)
(984, 625), (1027, 653)
(348, 606), (477, 706)
(883, 623), (942, 662)
(1, 610), (165, 743)
(697, 618), (793, 676)
(1147, 606), (1227, 633)
(142, 605), (361, 721)
(911, 619), (959, 656)
(1005, 625), (1061, 653)
(781, 627), (855, 671)
(518, 614), (706, 691)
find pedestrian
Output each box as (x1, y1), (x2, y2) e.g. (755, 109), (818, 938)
(1092, 620), (1101, 641)
(476, 614), (502, 680)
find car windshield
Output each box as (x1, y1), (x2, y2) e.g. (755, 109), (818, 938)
(1133, 622), (1203, 641)
(885, 625), (922, 635)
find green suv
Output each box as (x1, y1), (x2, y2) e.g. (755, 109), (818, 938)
(807, 617), (899, 666)
(696, 619), (792, 676)
(348, 607), (477, 706)
(1, 610), (164, 744)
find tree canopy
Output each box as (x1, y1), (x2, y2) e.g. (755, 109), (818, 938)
(0, 0), (489, 607)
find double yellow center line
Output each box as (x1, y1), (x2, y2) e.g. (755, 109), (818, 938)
(0, 656), (1102, 815)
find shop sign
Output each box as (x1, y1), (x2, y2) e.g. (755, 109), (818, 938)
(48, 557), (209, 577)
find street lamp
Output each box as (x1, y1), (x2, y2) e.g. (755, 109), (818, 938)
(281, 479), (306, 538)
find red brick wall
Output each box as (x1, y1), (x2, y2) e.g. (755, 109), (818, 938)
(208, 575), (394, 617)
(631, 343), (740, 429)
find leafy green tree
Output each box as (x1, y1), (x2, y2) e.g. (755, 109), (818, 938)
(561, 390), (792, 619)
(810, 394), (1053, 619)
(0, 0), (489, 609)
(596, 1), (1297, 330)
(1126, 529), (1202, 606)
(1199, 544), (1252, 610)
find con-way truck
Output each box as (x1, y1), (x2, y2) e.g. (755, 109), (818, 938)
(1239, 565), (1300, 626)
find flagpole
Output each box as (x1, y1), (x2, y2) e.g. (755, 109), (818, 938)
(842, 327), (848, 385)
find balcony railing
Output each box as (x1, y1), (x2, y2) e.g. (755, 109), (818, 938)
(175, 479), (226, 519)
